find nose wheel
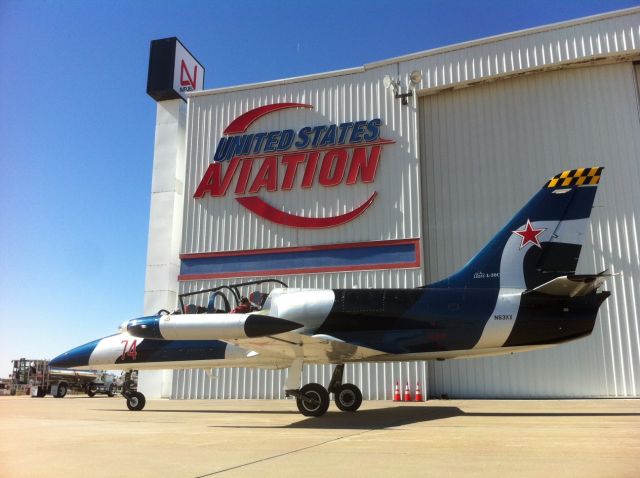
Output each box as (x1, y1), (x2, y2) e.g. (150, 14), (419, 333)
(125, 391), (146, 411)
(121, 370), (146, 411)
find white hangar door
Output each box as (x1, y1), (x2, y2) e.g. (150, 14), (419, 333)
(419, 62), (640, 398)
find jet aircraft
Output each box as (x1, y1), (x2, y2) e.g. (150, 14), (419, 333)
(51, 167), (610, 416)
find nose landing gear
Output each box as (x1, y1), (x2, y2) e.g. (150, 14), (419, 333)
(126, 391), (146, 411)
(122, 370), (146, 411)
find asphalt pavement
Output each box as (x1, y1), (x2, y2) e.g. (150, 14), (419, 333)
(1, 395), (638, 477)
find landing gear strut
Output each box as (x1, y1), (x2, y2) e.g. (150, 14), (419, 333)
(285, 363), (363, 417)
(122, 370), (145, 411)
(327, 364), (363, 412)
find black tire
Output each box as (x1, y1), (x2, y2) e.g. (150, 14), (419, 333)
(56, 384), (68, 398)
(296, 383), (330, 417)
(334, 383), (363, 412)
(36, 388), (47, 398)
(126, 392), (146, 411)
(87, 384), (97, 397)
(107, 385), (115, 398)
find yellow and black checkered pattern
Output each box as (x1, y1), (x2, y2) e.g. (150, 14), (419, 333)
(546, 167), (603, 188)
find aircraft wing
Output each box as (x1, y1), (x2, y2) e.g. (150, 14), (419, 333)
(226, 331), (385, 364)
(527, 271), (611, 297)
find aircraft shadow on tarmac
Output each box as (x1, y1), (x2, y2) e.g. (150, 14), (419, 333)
(94, 405), (640, 430)
(95, 404), (442, 428)
(208, 406), (640, 430)
(269, 406), (459, 429)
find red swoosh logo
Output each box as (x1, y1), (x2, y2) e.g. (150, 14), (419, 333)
(224, 103), (313, 135)
(236, 192), (377, 228)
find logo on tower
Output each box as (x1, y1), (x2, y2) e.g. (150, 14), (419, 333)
(180, 60), (198, 91)
(173, 40), (204, 99)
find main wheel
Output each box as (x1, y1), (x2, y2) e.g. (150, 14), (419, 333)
(126, 392), (146, 411)
(36, 388), (47, 398)
(296, 383), (329, 417)
(56, 384), (67, 398)
(87, 385), (97, 397)
(334, 383), (362, 412)
(107, 385), (115, 397)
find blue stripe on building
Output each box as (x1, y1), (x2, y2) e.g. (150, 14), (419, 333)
(180, 242), (418, 277)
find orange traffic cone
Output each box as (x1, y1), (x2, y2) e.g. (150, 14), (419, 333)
(415, 382), (424, 402)
(393, 381), (401, 401)
(404, 382), (412, 402)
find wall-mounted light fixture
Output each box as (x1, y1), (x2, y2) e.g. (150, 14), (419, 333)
(384, 70), (423, 106)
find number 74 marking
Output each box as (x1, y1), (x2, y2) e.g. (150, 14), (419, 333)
(120, 339), (138, 360)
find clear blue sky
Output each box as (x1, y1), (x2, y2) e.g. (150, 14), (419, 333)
(1, 0), (637, 377)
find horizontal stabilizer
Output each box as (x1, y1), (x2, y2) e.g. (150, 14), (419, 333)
(526, 271), (612, 297)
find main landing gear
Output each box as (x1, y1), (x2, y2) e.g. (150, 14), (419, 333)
(286, 364), (362, 417)
(122, 370), (146, 411)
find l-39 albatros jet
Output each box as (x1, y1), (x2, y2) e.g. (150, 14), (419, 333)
(51, 167), (610, 416)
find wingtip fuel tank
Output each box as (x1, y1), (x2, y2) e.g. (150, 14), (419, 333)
(125, 313), (303, 341)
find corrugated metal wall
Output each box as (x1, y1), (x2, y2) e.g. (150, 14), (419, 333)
(420, 62), (640, 397)
(398, 9), (640, 93)
(182, 64), (422, 253)
(172, 361), (428, 400)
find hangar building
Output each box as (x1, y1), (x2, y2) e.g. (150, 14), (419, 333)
(139, 8), (640, 400)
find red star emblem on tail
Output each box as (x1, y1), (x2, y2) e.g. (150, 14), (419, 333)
(512, 219), (546, 249)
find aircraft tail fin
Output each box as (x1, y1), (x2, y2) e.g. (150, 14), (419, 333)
(430, 167), (603, 290)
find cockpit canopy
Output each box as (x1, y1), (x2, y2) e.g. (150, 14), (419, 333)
(176, 279), (288, 315)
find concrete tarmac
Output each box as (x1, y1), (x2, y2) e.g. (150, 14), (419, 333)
(0, 395), (638, 477)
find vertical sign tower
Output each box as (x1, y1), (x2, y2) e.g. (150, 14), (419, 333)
(140, 38), (205, 398)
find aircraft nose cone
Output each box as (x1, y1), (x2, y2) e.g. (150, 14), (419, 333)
(49, 338), (100, 368)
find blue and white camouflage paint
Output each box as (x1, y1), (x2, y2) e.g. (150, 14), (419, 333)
(51, 168), (609, 377)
